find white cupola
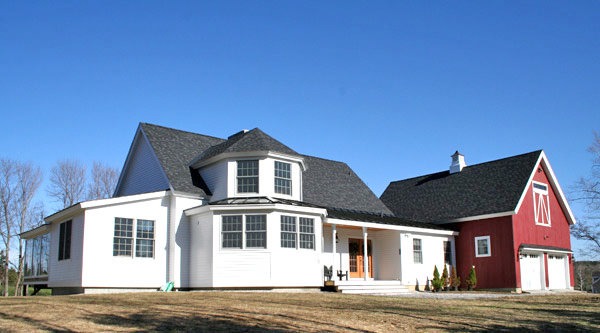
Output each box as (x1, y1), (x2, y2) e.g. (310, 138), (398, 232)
(450, 151), (466, 174)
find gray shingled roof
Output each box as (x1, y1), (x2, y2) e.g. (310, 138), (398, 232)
(302, 155), (393, 215)
(138, 123), (391, 215)
(380, 150), (542, 223)
(191, 128), (299, 165)
(141, 123), (225, 196)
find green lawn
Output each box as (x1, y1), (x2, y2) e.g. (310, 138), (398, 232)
(0, 291), (597, 332)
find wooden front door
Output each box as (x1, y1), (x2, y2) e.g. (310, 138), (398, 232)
(349, 238), (373, 278)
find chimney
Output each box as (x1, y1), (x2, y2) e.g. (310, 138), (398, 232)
(450, 151), (466, 174)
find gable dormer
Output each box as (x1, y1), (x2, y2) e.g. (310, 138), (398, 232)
(190, 128), (306, 202)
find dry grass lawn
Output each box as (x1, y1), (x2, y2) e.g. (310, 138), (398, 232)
(0, 291), (598, 332)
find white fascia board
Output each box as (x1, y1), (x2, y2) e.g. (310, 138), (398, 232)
(325, 218), (458, 236)
(20, 224), (51, 239)
(45, 190), (169, 223)
(520, 246), (573, 254)
(192, 151), (306, 171)
(113, 124), (143, 196)
(184, 203), (326, 217)
(171, 190), (205, 200)
(514, 151), (577, 225)
(442, 211), (515, 223)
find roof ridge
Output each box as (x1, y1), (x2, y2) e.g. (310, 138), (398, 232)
(389, 149), (543, 184)
(140, 122), (225, 141)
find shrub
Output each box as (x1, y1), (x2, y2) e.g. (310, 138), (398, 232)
(450, 266), (461, 291)
(431, 265), (443, 292)
(466, 266), (477, 290)
(441, 265), (449, 291)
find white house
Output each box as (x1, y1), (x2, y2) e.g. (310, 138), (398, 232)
(22, 123), (456, 295)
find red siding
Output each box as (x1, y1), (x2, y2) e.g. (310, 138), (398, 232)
(512, 162), (574, 288)
(450, 216), (517, 289)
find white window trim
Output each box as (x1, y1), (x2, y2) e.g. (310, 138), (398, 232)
(475, 235), (491, 257)
(113, 217), (156, 259)
(532, 181), (551, 227)
(274, 160), (292, 196)
(413, 238), (423, 264)
(280, 215), (315, 250)
(221, 214), (267, 250)
(236, 160), (259, 194)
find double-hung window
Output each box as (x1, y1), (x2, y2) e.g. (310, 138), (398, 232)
(274, 161), (292, 195)
(299, 218), (315, 249)
(413, 238), (423, 264)
(113, 218), (155, 258)
(280, 216), (297, 248)
(280, 215), (315, 250)
(58, 220), (72, 261)
(237, 160), (259, 193)
(533, 181), (551, 226)
(136, 220), (155, 257)
(443, 241), (452, 265)
(222, 215), (267, 249)
(113, 218), (133, 256)
(475, 236), (491, 257)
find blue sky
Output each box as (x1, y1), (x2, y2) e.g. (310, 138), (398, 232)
(1, 2), (599, 257)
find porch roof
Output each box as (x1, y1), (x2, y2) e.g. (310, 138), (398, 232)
(326, 208), (452, 231)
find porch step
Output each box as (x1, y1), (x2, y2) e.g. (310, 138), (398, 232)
(333, 280), (410, 295)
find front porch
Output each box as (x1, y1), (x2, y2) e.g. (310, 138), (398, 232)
(321, 210), (458, 293)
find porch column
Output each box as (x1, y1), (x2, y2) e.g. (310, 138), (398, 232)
(331, 225), (337, 272)
(363, 227), (368, 281)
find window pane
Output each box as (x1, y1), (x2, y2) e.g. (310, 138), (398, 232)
(477, 239), (488, 255)
(246, 215), (266, 248)
(444, 241), (452, 265)
(114, 218), (133, 256)
(413, 239), (422, 264)
(136, 219), (154, 239)
(136, 239), (154, 258)
(222, 215), (243, 248)
(274, 161), (292, 195)
(299, 218), (314, 249)
(237, 160), (259, 193)
(281, 216), (296, 248)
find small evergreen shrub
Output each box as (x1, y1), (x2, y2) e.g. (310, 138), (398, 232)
(441, 265), (449, 291)
(431, 265), (443, 292)
(466, 266), (477, 290)
(450, 266), (461, 291)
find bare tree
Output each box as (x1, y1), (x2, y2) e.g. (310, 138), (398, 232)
(13, 163), (42, 296)
(0, 159), (16, 296)
(572, 132), (600, 259)
(87, 162), (118, 200)
(48, 159), (86, 209)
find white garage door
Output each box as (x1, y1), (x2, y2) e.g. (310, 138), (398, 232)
(520, 253), (543, 291)
(547, 255), (568, 290)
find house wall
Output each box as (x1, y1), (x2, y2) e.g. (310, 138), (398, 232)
(223, 157), (303, 201)
(512, 164), (574, 288)
(450, 216), (517, 289)
(48, 214), (84, 288)
(116, 134), (170, 197)
(197, 209), (323, 288)
(80, 196), (169, 288)
(373, 230), (401, 280)
(171, 196), (204, 288)
(399, 232), (454, 289)
(199, 161), (228, 201)
(189, 212), (214, 287)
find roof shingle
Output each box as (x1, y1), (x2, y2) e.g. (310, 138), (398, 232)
(380, 150), (542, 222)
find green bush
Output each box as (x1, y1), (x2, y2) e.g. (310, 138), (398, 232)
(431, 265), (443, 292)
(466, 266), (477, 290)
(441, 265), (449, 291)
